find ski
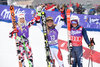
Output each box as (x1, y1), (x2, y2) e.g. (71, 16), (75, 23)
(66, 9), (72, 67)
(10, 5), (23, 67)
(21, 36), (33, 67)
(10, 5), (17, 36)
(88, 38), (95, 67)
(10, 5), (33, 67)
(41, 12), (54, 67)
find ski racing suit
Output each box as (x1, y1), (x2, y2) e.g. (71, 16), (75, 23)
(9, 12), (40, 67)
(70, 25), (90, 67)
(37, 20), (65, 67)
(16, 25), (33, 67)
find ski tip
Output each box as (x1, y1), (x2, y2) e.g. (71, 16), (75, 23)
(41, 12), (45, 15)
(10, 5), (14, 10)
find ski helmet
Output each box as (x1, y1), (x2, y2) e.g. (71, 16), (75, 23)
(17, 13), (25, 19)
(46, 16), (53, 22)
(70, 15), (79, 24)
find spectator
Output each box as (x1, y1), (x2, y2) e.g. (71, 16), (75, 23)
(76, 4), (85, 14)
(97, 5), (100, 15)
(45, 3), (57, 11)
(88, 8), (97, 15)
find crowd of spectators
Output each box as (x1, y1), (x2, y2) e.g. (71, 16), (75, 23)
(28, 2), (100, 16)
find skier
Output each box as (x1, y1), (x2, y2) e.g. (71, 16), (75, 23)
(9, 13), (34, 67)
(70, 15), (93, 67)
(36, 16), (64, 67)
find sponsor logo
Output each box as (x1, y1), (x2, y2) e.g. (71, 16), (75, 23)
(58, 39), (100, 63)
(71, 30), (81, 35)
(84, 16), (100, 25)
(1, 8), (25, 19)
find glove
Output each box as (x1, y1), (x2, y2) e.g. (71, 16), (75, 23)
(88, 44), (94, 50)
(9, 29), (19, 38)
(88, 44), (91, 48)
(67, 40), (72, 50)
(13, 29), (19, 33)
(89, 38), (95, 49)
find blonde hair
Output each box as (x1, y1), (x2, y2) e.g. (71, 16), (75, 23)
(18, 18), (27, 32)
(46, 17), (56, 34)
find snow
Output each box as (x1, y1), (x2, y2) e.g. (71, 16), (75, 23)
(0, 22), (100, 67)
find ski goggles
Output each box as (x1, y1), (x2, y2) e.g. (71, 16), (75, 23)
(46, 17), (53, 22)
(71, 20), (78, 24)
(46, 19), (53, 22)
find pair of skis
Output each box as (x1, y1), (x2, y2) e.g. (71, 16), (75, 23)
(10, 5), (53, 67)
(10, 5), (33, 67)
(41, 12), (55, 67)
(10, 5), (22, 67)
(41, 9), (72, 67)
(66, 9), (95, 67)
(66, 9), (73, 67)
(10, 5), (71, 67)
(88, 38), (95, 67)
(66, 2), (72, 66)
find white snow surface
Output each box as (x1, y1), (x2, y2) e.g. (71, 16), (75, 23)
(0, 21), (100, 67)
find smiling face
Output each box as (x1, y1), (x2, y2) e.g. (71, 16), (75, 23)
(19, 18), (25, 23)
(71, 20), (78, 27)
(72, 23), (78, 27)
(46, 20), (53, 27)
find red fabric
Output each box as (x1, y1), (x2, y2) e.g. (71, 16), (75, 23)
(76, 3), (80, 8)
(45, 4), (56, 11)
(58, 39), (100, 64)
(61, 14), (64, 19)
(70, 27), (83, 46)
(57, 48), (63, 61)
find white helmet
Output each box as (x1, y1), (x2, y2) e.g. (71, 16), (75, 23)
(70, 15), (80, 23)
(17, 12), (25, 19)
(36, 5), (42, 12)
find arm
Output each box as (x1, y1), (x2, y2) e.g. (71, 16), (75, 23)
(9, 29), (19, 38)
(82, 27), (90, 45)
(27, 18), (36, 28)
(55, 19), (65, 31)
(27, 14), (41, 28)
(37, 23), (43, 31)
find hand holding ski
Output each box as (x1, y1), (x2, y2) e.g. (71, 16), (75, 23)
(89, 38), (95, 49)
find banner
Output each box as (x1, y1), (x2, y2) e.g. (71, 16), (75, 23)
(0, 5), (36, 22)
(72, 14), (100, 31)
(44, 10), (66, 27)
(0, 5), (100, 31)
(44, 11), (100, 31)
(58, 39), (100, 64)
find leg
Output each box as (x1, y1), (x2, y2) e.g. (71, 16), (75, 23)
(57, 48), (64, 67)
(50, 46), (56, 67)
(18, 42), (25, 67)
(71, 48), (77, 67)
(76, 46), (83, 67)
(50, 45), (64, 67)
(25, 41), (34, 67)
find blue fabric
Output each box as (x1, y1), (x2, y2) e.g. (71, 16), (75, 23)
(72, 25), (90, 45)
(54, 8), (59, 12)
(71, 21), (77, 24)
(82, 27), (90, 45)
(71, 46), (83, 67)
(71, 25), (90, 67)
(49, 45), (58, 49)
